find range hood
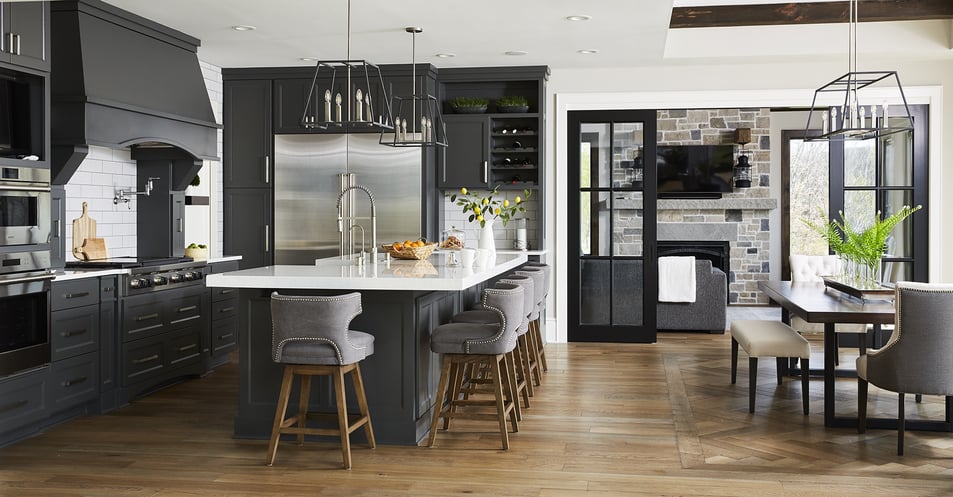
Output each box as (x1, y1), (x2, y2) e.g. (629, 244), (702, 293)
(50, 0), (219, 187)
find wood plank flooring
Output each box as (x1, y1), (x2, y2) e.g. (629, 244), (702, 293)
(3, 330), (953, 497)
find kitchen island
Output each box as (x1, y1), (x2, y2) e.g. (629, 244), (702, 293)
(205, 252), (527, 445)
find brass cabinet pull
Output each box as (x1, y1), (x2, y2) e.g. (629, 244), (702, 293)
(219, 307), (235, 314)
(177, 305), (198, 313)
(62, 376), (88, 388)
(177, 343), (197, 352)
(132, 354), (160, 365)
(218, 333), (234, 340)
(135, 313), (160, 322)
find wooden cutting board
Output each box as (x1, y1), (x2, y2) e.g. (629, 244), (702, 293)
(72, 202), (97, 260)
(79, 237), (108, 261)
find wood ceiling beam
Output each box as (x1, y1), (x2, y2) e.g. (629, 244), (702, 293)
(670, 0), (953, 29)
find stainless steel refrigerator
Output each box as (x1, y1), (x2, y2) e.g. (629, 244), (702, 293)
(273, 134), (422, 264)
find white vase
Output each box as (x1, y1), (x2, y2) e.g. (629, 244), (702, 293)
(478, 218), (496, 256)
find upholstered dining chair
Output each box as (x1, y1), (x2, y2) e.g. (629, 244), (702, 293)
(789, 255), (868, 363)
(857, 281), (953, 456)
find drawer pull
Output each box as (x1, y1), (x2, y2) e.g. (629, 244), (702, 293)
(66, 291), (90, 300)
(220, 289), (235, 295)
(0, 399), (28, 415)
(61, 329), (88, 338)
(178, 343), (198, 352)
(62, 376), (89, 388)
(103, 287), (114, 293)
(136, 313), (160, 322)
(132, 354), (160, 365)
(218, 332), (234, 340)
(177, 305), (198, 313)
(219, 306), (235, 314)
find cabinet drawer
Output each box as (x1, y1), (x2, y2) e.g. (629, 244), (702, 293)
(211, 316), (238, 356)
(121, 293), (166, 342)
(49, 352), (99, 413)
(167, 329), (202, 368)
(51, 279), (100, 311)
(0, 368), (48, 435)
(211, 298), (238, 320)
(167, 293), (204, 329)
(51, 306), (100, 361)
(211, 286), (238, 302)
(122, 338), (165, 385)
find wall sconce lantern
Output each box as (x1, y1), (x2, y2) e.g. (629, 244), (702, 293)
(734, 128), (752, 188)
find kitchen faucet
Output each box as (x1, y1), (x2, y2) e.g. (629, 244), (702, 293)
(336, 184), (377, 263)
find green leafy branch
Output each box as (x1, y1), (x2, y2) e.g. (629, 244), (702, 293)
(449, 186), (531, 228)
(801, 205), (922, 270)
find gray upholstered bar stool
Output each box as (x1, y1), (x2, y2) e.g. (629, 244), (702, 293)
(266, 292), (375, 470)
(521, 263), (551, 372)
(515, 267), (546, 386)
(451, 274), (536, 404)
(428, 283), (524, 450)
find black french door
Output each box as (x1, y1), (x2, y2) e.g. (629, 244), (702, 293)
(567, 110), (657, 343)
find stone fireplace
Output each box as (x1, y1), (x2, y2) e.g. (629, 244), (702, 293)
(657, 240), (730, 274)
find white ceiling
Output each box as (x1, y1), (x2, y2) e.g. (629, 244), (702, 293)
(97, 0), (953, 70)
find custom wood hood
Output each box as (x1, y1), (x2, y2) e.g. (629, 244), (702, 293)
(49, 0), (220, 185)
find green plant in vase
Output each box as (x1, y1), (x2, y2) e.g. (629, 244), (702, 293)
(803, 204), (921, 286)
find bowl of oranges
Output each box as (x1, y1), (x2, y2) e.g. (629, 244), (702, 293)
(383, 239), (437, 260)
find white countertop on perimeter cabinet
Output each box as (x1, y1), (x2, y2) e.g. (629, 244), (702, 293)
(205, 252), (528, 291)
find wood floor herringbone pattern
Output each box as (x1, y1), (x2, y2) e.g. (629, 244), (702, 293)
(2, 329), (953, 497)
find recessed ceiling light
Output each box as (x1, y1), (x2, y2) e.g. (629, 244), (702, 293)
(577, 49), (599, 54)
(232, 25), (256, 31)
(300, 57), (318, 62)
(566, 15), (591, 22)
(505, 50), (528, 56)
(434, 53), (456, 58)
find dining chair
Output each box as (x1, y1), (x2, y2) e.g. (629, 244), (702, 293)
(856, 281), (953, 455)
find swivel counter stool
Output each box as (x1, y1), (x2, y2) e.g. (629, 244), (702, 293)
(451, 275), (536, 411)
(428, 283), (524, 450)
(266, 292), (375, 470)
(521, 263), (551, 372)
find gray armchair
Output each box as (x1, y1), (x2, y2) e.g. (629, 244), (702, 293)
(857, 281), (953, 455)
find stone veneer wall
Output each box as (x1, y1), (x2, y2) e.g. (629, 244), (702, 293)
(657, 108), (774, 304)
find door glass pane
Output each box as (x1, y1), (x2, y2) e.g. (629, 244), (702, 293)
(843, 190), (876, 230)
(844, 140), (875, 187)
(612, 123), (645, 188)
(881, 189), (914, 258)
(580, 123), (611, 188)
(789, 138), (829, 256)
(580, 192), (610, 256)
(612, 192), (643, 256)
(881, 260), (911, 283)
(612, 259), (643, 326)
(880, 131), (913, 186)
(580, 259), (610, 325)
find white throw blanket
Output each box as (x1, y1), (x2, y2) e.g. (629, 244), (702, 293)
(658, 256), (696, 303)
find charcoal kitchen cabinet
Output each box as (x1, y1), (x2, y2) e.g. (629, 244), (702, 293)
(50, 185), (65, 268)
(98, 276), (119, 412)
(49, 277), (100, 417)
(223, 188), (272, 270)
(1, 1), (50, 72)
(208, 260), (240, 368)
(438, 115), (489, 190)
(0, 367), (48, 443)
(223, 78), (272, 188)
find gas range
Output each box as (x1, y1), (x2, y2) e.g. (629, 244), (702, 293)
(66, 257), (207, 296)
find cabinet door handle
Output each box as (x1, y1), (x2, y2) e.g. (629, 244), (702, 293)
(218, 332), (234, 340)
(135, 313), (160, 322)
(61, 329), (88, 338)
(264, 156), (270, 184)
(218, 306), (235, 313)
(6, 33), (12, 55)
(13, 34), (20, 56)
(220, 289), (235, 295)
(66, 291), (90, 300)
(483, 161), (488, 184)
(178, 218), (184, 233)
(177, 305), (198, 313)
(177, 343), (197, 352)
(53, 220), (60, 239)
(62, 376), (89, 388)
(132, 354), (160, 365)
(264, 225), (270, 252)
(0, 399), (28, 415)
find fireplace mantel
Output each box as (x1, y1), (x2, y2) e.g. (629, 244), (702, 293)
(610, 197), (777, 211)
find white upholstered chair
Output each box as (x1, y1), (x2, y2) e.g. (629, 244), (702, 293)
(789, 255), (868, 362)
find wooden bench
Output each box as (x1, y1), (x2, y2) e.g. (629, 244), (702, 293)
(730, 320), (811, 414)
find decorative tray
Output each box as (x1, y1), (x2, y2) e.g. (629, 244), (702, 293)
(822, 276), (895, 301)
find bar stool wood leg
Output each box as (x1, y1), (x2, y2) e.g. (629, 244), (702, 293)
(296, 375), (311, 445)
(351, 363), (375, 448)
(266, 366), (295, 466)
(332, 367), (351, 469)
(489, 355), (510, 450)
(428, 358), (453, 447)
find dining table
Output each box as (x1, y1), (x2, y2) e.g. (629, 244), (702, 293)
(758, 280), (953, 431)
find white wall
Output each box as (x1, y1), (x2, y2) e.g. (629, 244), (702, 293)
(184, 60), (224, 257)
(64, 147), (139, 258)
(544, 57), (949, 342)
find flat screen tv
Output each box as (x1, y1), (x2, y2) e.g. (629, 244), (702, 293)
(656, 144), (734, 197)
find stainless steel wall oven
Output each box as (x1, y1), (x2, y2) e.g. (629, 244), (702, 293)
(0, 250), (53, 376)
(0, 166), (51, 247)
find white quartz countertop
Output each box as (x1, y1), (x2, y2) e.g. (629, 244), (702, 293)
(53, 268), (128, 281)
(205, 252), (527, 291)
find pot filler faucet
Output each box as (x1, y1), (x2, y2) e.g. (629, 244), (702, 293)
(336, 184), (377, 263)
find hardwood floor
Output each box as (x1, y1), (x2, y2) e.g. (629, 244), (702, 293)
(3, 328), (953, 497)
